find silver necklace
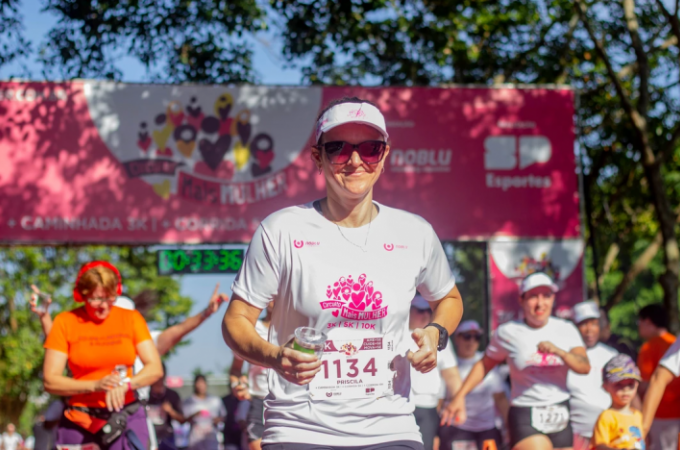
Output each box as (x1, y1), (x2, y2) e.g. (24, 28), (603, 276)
(325, 202), (374, 253)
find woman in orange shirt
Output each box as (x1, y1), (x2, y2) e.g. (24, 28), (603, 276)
(43, 261), (163, 450)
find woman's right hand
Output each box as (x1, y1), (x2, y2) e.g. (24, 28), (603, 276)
(94, 373), (121, 392)
(440, 395), (467, 427)
(274, 345), (322, 385)
(29, 285), (52, 317)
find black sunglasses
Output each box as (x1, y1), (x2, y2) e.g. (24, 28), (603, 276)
(314, 140), (387, 165)
(458, 333), (482, 342)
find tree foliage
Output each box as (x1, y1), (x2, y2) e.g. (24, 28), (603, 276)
(38, 0), (265, 82)
(0, 246), (192, 432)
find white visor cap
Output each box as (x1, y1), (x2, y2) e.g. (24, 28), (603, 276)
(520, 272), (558, 295)
(114, 295), (136, 310)
(573, 300), (600, 324)
(315, 102), (389, 143)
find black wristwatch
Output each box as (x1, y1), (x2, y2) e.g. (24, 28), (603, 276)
(425, 323), (448, 351)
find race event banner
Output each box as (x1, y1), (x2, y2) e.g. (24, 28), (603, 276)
(488, 240), (585, 330)
(0, 81), (579, 243)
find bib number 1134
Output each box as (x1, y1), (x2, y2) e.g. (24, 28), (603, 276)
(309, 336), (392, 400)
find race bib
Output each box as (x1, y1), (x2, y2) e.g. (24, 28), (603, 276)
(452, 441), (477, 450)
(530, 404), (570, 434)
(146, 404), (165, 425)
(309, 334), (393, 400)
(57, 444), (101, 450)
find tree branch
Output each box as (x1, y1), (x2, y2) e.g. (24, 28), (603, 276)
(654, 0), (680, 48)
(605, 232), (663, 310)
(574, 0), (646, 144)
(622, 0), (650, 117)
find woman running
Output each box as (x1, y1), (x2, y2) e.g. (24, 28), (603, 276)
(439, 320), (509, 450)
(222, 97), (463, 450)
(43, 261), (163, 450)
(229, 302), (274, 450)
(444, 272), (590, 450)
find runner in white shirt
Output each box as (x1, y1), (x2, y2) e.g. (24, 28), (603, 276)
(445, 272), (590, 450)
(222, 97), (463, 450)
(230, 302), (274, 450)
(642, 333), (680, 436)
(439, 320), (508, 450)
(182, 375), (227, 450)
(409, 295), (461, 450)
(1, 424), (23, 450)
(567, 301), (618, 450)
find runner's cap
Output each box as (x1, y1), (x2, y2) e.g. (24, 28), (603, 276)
(410, 295), (431, 311)
(573, 301), (600, 324)
(315, 102), (388, 143)
(114, 296), (136, 310)
(456, 320), (483, 334)
(520, 272), (558, 295)
(603, 354), (641, 383)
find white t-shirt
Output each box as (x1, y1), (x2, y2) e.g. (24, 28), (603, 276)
(182, 395), (227, 450)
(248, 320), (270, 398)
(231, 201), (456, 446)
(660, 336), (680, 376)
(455, 352), (505, 432)
(1, 433), (23, 450)
(410, 337), (458, 409)
(485, 317), (585, 407)
(567, 343), (618, 437)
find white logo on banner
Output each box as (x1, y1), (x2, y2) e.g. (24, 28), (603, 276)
(388, 148), (453, 173)
(484, 135), (553, 190)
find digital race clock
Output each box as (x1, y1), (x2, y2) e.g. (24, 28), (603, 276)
(157, 246), (246, 275)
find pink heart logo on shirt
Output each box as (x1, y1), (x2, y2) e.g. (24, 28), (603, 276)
(332, 310), (339, 317)
(351, 290), (365, 304)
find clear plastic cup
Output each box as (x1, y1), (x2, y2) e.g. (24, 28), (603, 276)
(114, 364), (128, 380)
(293, 327), (327, 357)
(31, 291), (51, 314)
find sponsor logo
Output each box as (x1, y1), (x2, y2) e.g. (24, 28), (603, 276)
(320, 274), (387, 321)
(348, 108), (366, 119)
(366, 387), (375, 395)
(484, 135), (553, 190)
(389, 148), (452, 173)
(383, 243), (394, 251)
(326, 392), (332, 398)
(293, 240), (304, 249)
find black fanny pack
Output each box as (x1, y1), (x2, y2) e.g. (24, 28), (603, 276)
(69, 402), (141, 447)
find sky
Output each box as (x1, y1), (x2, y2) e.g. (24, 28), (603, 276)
(1, 0), (303, 376)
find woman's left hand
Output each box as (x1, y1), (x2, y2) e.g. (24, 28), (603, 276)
(408, 327), (438, 373)
(105, 384), (128, 412)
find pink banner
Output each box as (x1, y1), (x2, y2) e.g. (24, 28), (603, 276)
(0, 82), (578, 243)
(488, 240), (585, 330)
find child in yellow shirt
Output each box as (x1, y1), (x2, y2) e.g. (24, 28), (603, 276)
(591, 354), (645, 450)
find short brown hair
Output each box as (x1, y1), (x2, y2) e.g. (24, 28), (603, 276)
(75, 266), (119, 299)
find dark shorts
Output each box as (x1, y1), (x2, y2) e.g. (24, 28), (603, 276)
(438, 425), (503, 450)
(246, 397), (265, 442)
(413, 407), (439, 450)
(55, 405), (149, 450)
(262, 441), (424, 450)
(508, 402), (573, 448)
